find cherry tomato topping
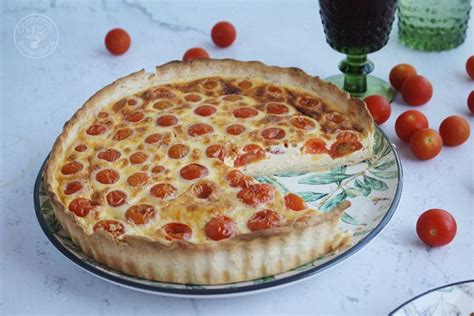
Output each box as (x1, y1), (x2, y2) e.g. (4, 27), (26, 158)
(194, 105), (216, 117)
(466, 56), (474, 79)
(126, 204), (156, 225)
(226, 124), (246, 135)
(247, 209), (283, 232)
(303, 138), (328, 154)
(168, 144), (189, 159)
(86, 124), (106, 136)
(98, 149), (121, 162)
(106, 190), (127, 207)
(64, 181), (83, 195)
(233, 107), (258, 118)
(113, 128), (133, 141)
(68, 198), (95, 217)
(290, 116), (316, 130)
(261, 127), (286, 140)
(237, 183), (275, 205)
(156, 115), (178, 127)
(206, 144), (226, 161)
(193, 182), (213, 199)
(180, 164), (208, 180)
(205, 216), (236, 241)
(129, 151), (148, 164)
(266, 103), (289, 114)
(163, 223), (192, 240)
(284, 193), (306, 211)
(187, 123), (214, 137)
(127, 172), (148, 186)
(93, 220), (125, 237)
(61, 161), (83, 175)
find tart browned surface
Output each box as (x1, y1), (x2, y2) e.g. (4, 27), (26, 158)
(45, 59), (374, 284)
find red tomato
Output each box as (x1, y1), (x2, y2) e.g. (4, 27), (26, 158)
(389, 64), (417, 91)
(439, 115), (470, 146)
(416, 209), (457, 247)
(183, 47), (210, 62)
(401, 75), (433, 106)
(466, 56), (474, 79)
(211, 21), (236, 48)
(409, 128), (442, 160)
(468, 91), (474, 114)
(104, 28), (131, 55)
(395, 110), (429, 143)
(364, 95), (391, 125)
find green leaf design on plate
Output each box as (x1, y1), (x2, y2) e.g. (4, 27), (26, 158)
(298, 173), (349, 185)
(297, 191), (327, 202)
(273, 171), (308, 177)
(253, 275), (275, 284)
(329, 165), (347, 175)
(374, 159), (395, 170)
(343, 187), (360, 198)
(38, 179), (47, 196)
(320, 191), (347, 212)
(254, 176), (289, 194)
(41, 199), (61, 233)
(341, 212), (361, 225)
(354, 178), (371, 196)
(293, 262), (314, 271)
(353, 229), (370, 236)
(364, 175), (388, 191)
(370, 170), (398, 179)
(373, 129), (384, 156)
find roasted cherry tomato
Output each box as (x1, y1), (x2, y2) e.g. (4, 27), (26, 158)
(401, 75), (433, 106)
(389, 63), (417, 91)
(466, 56), (474, 79)
(105, 28), (131, 55)
(395, 110), (429, 143)
(416, 209), (457, 247)
(439, 115), (470, 146)
(183, 47), (209, 61)
(409, 128), (442, 160)
(211, 21), (236, 48)
(364, 95), (391, 125)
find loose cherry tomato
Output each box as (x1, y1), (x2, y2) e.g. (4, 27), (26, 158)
(211, 21), (236, 48)
(401, 75), (433, 106)
(395, 110), (429, 143)
(389, 64), (417, 91)
(409, 128), (442, 160)
(466, 56), (474, 79)
(104, 28), (131, 55)
(183, 47), (209, 62)
(364, 95), (391, 125)
(416, 209), (457, 247)
(468, 91), (474, 114)
(439, 115), (470, 146)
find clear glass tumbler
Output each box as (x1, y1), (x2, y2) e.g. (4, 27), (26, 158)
(398, 0), (472, 51)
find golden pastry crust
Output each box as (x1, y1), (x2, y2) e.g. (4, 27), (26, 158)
(45, 59), (373, 284)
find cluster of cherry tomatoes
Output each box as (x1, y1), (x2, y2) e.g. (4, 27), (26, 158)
(365, 58), (472, 162)
(103, 22), (236, 61)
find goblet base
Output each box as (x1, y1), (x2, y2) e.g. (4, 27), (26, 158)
(324, 74), (395, 102)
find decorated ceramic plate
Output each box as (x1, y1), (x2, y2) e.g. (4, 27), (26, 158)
(34, 127), (402, 298)
(390, 280), (474, 315)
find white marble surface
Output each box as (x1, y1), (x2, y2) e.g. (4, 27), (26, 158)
(1, 0), (473, 314)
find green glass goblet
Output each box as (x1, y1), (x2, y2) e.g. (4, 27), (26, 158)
(319, 0), (398, 101)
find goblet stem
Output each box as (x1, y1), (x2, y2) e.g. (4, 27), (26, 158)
(338, 54), (374, 97)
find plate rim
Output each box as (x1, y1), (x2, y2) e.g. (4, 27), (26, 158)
(389, 279), (474, 315)
(34, 127), (403, 297)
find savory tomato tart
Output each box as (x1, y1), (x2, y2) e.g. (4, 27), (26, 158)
(45, 59), (374, 284)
